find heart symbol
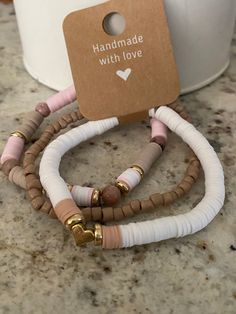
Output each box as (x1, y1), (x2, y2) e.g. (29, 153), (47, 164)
(71, 224), (94, 246)
(116, 68), (132, 81)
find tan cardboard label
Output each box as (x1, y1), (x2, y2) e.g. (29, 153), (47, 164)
(63, 0), (180, 121)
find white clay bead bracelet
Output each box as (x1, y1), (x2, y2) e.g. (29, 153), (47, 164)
(39, 106), (224, 249)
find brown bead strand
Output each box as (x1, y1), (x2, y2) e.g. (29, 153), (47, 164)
(23, 110), (83, 217)
(23, 102), (201, 221)
(82, 153), (200, 222)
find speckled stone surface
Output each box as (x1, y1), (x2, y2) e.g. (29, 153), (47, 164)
(0, 4), (235, 314)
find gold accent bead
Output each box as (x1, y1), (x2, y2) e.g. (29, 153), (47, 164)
(65, 213), (85, 229)
(91, 189), (101, 206)
(131, 165), (144, 178)
(71, 224), (95, 246)
(10, 131), (27, 141)
(94, 224), (103, 246)
(115, 180), (130, 194)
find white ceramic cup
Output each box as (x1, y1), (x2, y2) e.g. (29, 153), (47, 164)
(14, 0), (236, 93)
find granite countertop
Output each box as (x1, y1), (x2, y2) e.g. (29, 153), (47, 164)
(0, 3), (235, 314)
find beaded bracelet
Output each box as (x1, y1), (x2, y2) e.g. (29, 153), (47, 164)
(0, 85), (78, 179)
(0, 86), (168, 212)
(24, 101), (200, 223)
(40, 106), (224, 249)
(38, 103), (214, 248)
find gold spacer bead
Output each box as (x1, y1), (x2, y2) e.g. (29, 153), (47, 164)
(10, 131), (27, 141)
(130, 165), (144, 178)
(94, 223), (103, 246)
(115, 180), (130, 194)
(65, 213), (85, 229)
(91, 189), (101, 206)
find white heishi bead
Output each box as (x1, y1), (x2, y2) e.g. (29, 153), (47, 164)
(117, 168), (141, 191)
(71, 186), (94, 206)
(39, 118), (119, 207)
(119, 106), (225, 248)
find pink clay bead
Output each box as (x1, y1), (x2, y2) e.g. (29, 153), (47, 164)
(54, 198), (81, 224)
(1, 136), (24, 164)
(46, 85), (77, 113)
(151, 118), (168, 144)
(102, 225), (122, 249)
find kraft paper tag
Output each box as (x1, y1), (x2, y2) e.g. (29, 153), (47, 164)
(63, 0), (180, 121)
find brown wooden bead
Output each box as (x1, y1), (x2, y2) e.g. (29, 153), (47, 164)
(58, 118), (67, 129)
(71, 112), (78, 122)
(101, 185), (121, 206)
(52, 121), (61, 132)
(24, 163), (36, 175)
(23, 155), (35, 169)
(40, 200), (52, 214)
(37, 138), (49, 148)
(25, 174), (42, 189)
(102, 207), (114, 222)
(187, 167), (200, 181)
(183, 175), (195, 185)
(149, 193), (164, 207)
(122, 205), (134, 218)
(170, 191), (178, 202)
(31, 196), (45, 210)
(162, 192), (175, 206)
(91, 207), (102, 222)
(113, 207), (125, 221)
(24, 147), (39, 157)
(40, 132), (52, 142)
(174, 187), (185, 198)
(63, 114), (73, 124)
(33, 140), (46, 152)
(35, 102), (50, 117)
(81, 207), (92, 221)
(8, 166), (26, 189)
(44, 125), (55, 135)
(1, 159), (19, 176)
(140, 199), (155, 212)
(130, 200), (141, 213)
(28, 188), (42, 200)
(178, 181), (192, 193)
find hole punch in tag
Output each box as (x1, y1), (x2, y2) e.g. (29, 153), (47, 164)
(63, 0), (180, 122)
